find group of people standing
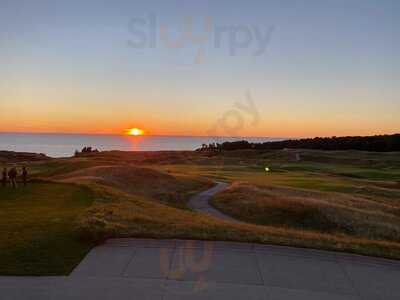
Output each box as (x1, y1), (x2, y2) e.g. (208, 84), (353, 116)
(1, 166), (28, 188)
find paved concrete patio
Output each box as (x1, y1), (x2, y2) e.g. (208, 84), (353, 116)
(1, 238), (399, 299)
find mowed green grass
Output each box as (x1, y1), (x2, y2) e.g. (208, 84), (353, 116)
(157, 161), (400, 199)
(0, 182), (95, 275)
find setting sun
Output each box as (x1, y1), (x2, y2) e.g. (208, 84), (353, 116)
(125, 128), (144, 136)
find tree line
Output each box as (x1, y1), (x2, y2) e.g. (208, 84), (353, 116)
(74, 146), (99, 156)
(197, 134), (400, 152)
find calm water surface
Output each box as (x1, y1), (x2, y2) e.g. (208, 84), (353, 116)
(0, 133), (284, 158)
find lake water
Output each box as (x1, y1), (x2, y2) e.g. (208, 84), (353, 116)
(0, 133), (284, 158)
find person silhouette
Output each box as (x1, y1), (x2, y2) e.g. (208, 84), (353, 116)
(1, 167), (7, 187)
(22, 166), (28, 187)
(8, 167), (17, 189)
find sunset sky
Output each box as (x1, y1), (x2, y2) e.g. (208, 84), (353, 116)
(0, 0), (399, 137)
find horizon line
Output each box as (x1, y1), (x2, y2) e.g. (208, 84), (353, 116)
(0, 131), (398, 140)
(0, 131), (291, 139)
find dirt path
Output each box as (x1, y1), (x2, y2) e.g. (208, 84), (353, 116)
(187, 182), (241, 223)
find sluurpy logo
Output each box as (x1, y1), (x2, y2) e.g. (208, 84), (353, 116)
(204, 90), (261, 177)
(128, 14), (274, 65)
(207, 90), (260, 137)
(160, 241), (216, 295)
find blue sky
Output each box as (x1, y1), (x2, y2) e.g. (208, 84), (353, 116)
(0, 0), (399, 137)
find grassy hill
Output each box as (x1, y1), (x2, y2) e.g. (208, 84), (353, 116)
(0, 182), (95, 275)
(1, 149), (400, 275)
